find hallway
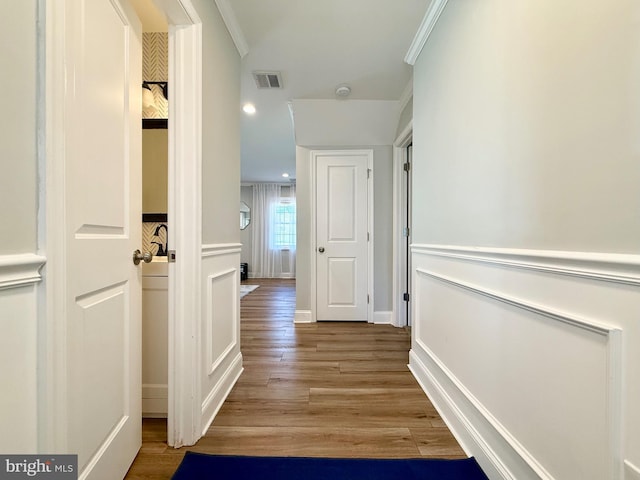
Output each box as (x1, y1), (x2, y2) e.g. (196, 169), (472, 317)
(126, 278), (464, 478)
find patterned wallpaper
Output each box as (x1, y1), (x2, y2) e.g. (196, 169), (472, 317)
(143, 32), (168, 119)
(143, 222), (168, 257)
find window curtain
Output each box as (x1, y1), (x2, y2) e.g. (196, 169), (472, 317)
(251, 183), (296, 278)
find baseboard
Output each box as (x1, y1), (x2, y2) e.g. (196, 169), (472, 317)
(409, 348), (552, 480)
(294, 310), (313, 323)
(142, 384), (168, 417)
(373, 311), (393, 325)
(200, 352), (243, 436)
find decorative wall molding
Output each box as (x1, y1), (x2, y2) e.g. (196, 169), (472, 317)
(294, 310), (313, 324)
(404, 0), (449, 65)
(411, 249), (625, 480)
(200, 352), (243, 436)
(0, 254), (46, 290)
(415, 267), (615, 335)
(409, 348), (552, 480)
(202, 243), (242, 257)
(214, 0), (249, 58)
(205, 268), (238, 376)
(413, 244), (640, 286)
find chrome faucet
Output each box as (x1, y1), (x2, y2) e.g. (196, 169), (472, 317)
(152, 223), (168, 256)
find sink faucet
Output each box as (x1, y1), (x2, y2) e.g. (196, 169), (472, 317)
(152, 223), (168, 256)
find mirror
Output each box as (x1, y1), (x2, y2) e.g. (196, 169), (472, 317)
(240, 201), (251, 230)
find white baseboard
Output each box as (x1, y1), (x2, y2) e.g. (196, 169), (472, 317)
(142, 383), (168, 418)
(294, 310), (313, 323)
(373, 311), (393, 325)
(200, 352), (243, 437)
(409, 348), (552, 480)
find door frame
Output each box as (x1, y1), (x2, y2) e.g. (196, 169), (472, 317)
(310, 149), (374, 323)
(392, 122), (413, 328)
(40, 0), (204, 452)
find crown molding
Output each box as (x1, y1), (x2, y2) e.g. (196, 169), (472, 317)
(404, 0), (449, 65)
(214, 0), (249, 58)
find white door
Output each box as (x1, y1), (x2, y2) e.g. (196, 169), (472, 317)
(62, 1), (143, 478)
(316, 152), (370, 321)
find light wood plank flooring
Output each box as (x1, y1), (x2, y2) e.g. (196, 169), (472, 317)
(125, 278), (465, 479)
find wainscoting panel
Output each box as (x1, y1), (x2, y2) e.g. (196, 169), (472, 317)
(409, 245), (639, 480)
(0, 282), (39, 452)
(200, 244), (244, 434)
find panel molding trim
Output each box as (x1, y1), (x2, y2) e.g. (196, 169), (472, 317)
(202, 243), (242, 258)
(413, 244), (640, 286)
(0, 254), (47, 290)
(205, 268), (238, 376)
(200, 351), (243, 436)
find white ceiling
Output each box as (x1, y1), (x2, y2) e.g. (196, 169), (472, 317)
(230, 0), (430, 182)
(133, 0), (431, 183)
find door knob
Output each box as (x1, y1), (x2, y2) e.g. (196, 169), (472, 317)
(133, 249), (153, 265)
(318, 247), (325, 253)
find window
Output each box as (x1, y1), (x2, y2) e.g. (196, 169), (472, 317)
(272, 200), (296, 249)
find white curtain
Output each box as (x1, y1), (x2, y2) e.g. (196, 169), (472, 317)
(251, 183), (296, 278)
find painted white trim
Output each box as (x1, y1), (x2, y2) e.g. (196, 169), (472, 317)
(415, 267), (615, 335)
(310, 149), (374, 324)
(0, 254), (46, 290)
(373, 311), (393, 325)
(412, 244), (640, 286)
(205, 268), (238, 376)
(202, 243), (242, 257)
(166, 0), (203, 449)
(214, 0), (249, 58)
(142, 384), (168, 417)
(294, 310), (313, 324)
(404, 0), (449, 65)
(200, 352), (243, 436)
(625, 460), (640, 480)
(392, 124), (412, 328)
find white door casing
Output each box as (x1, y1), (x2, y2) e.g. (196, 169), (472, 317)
(314, 151), (372, 322)
(46, 0), (143, 477)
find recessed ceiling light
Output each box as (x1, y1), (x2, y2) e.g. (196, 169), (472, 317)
(335, 84), (351, 98)
(242, 103), (256, 114)
(282, 173), (290, 178)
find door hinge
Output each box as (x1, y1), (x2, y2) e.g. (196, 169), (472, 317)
(403, 227), (410, 237)
(367, 168), (371, 179)
(168, 250), (176, 263)
(403, 292), (410, 302)
(403, 162), (411, 172)
(367, 294), (370, 304)
(367, 232), (370, 241)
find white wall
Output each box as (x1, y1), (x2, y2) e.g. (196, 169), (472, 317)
(409, 1), (640, 479)
(0, 0), (42, 453)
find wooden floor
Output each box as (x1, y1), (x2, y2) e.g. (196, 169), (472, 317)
(125, 278), (465, 479)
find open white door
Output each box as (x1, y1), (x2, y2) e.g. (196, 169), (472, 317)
(315, 151), (371, 321)
(57, 0), (143, 477)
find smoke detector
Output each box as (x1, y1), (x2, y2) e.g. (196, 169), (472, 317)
(335, 84), (351, 98)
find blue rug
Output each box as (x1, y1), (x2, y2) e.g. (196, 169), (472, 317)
(171, 452), (489, 480)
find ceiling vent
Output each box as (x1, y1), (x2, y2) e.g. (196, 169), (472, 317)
(253, 71), (283, 89)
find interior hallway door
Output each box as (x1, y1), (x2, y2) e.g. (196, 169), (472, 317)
(316, 152), (370, 321)
(59, 1), (143, 477)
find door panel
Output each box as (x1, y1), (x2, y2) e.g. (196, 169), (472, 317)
(63, 0), (142, 478)
(316, 154), (369, 321)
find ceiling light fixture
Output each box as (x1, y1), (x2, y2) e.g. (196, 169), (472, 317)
(282, 173), (290, 178)
(242, 103), (256, 115)
(335, 84), (351, 98)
